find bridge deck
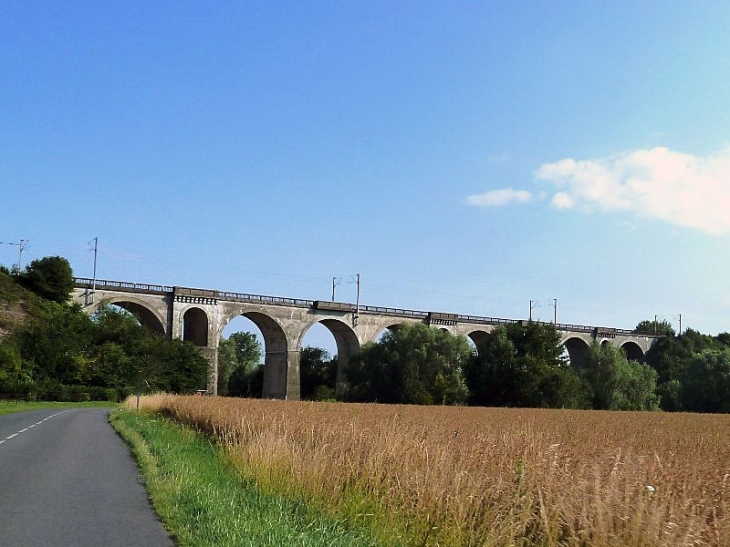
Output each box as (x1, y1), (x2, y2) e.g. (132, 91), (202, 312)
(74, 277), (638, 335)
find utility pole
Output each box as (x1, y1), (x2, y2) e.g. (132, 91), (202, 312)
(331, 277), (338, 301)
(529, 300), (537, 321)
(553, 299), (557, 324)
(354, 273), (360, 317)
(0, 239), (27, 274)
(91, 237), (98, 303)
(18, 239), (26, 273)
(678, 313), (682, 335)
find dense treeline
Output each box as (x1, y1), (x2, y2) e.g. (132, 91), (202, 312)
(338, 322), (660, 410)
(6, 256), (729, 411)
(0, 258), (207, 401)
(646, 328), (730, 412)
(268, 320), (730, 413)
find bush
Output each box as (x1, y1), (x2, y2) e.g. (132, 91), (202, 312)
(19, 256), (75, 303)
(345, 323), (472, 405)
(579, 343), (659, 411)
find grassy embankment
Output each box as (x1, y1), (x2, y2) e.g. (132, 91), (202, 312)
(0, 400), (116, 416)
(111, 407), (387, 547)
(124, 394), (730, 547)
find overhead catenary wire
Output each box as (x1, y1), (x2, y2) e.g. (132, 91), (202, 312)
(2, 239), (693, 333)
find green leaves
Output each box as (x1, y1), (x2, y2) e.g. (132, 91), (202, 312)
(680, 348), (730, 413)
(218, 332), (263, 396)
(465, 322), (584, 409)
(635, 318), (676, 336)
(300, 347), (337, 401)
(578, 343), (659, 411)
(345, 323), (471, 405)
(18, 256), (75, 303)
(1, 299), (208, 399)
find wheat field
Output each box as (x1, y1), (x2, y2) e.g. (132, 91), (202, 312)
(130, 394), (730, 546)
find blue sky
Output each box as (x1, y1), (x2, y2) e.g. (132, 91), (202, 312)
(3, 2), (730, 347)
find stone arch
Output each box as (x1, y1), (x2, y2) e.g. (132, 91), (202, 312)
(219, 308), (290, 399)
(298, 318), (360, 395)
(371, 322), (410, 344)
(466, 329), (490, 357)
(621, 341), (645, 362)
(182, 307), (209, 346)
(563, 336), (591, 369)
(96, 297), (166, 335)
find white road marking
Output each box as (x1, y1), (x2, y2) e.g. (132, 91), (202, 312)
(0, 410), (70, 447)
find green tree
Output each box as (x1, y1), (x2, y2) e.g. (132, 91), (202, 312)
(217, 338), (236, 395)
(300, 347), (337, 400)
(464, 322), (586, 408)
(645, 328), (720, 411)
(635, 319), (675, 336)
(0, 340), (30, 388)
(680, 348), (730, 413)
(79, 341), (131, 387)
(345, 323), (471, 405)
(91, 306), (207, 394)
(15, 302), (94, 386)
(579, 342), (659, 411)
(86, 305), (152, 389)
(228, 363), (264, 398)
(0, 280), (208, 399)
(146, 337), (208, 393)
(220, 332), (263, 397)
(229, 332), (262, 367)
(463, 326), (517, 406)
(19, 256), (75, 303)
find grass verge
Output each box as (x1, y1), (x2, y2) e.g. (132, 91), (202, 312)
(111, 409), (390, 547)
(0, 400), (116, 416)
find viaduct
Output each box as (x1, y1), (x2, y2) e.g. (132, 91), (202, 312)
(73, 278), (663, 399)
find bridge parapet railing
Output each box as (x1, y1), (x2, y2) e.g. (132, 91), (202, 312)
(359, 305), (428, 320)
(553, 323), (642, 336)
(457, 314), (520, 326)
(554, 322), (595, 334)
(75, 278), (173, 294)
(75, 278), (650, 337)
(218, 291), (313, 308)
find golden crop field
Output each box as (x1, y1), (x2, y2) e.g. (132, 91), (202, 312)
(133, 395), (730, 546)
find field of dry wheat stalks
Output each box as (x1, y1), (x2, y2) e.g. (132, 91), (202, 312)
(130, 394), (730, 546)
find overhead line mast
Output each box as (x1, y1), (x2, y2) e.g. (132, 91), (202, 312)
(0, 239), (28, 274)
(91, 237), (98, 303)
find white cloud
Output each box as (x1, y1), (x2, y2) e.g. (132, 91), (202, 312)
(551, 192), (573, 209)
(535, 146), (730, 235)
(467, 188), (533, 207)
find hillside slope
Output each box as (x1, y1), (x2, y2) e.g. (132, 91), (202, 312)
(0, 273), (42, 340)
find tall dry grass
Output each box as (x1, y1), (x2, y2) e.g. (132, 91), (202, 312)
(128, 394), (730, 546)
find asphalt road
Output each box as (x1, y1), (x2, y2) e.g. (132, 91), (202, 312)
(0, 407), (174, 546)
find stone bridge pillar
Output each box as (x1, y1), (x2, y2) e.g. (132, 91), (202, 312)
(169, 288), (222, 395)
